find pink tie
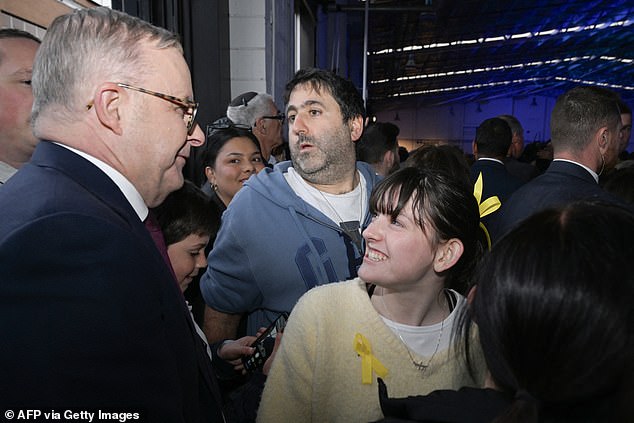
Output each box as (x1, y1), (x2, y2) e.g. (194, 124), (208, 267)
(144, 210), (178, 282)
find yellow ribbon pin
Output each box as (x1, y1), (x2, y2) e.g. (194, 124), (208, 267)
(473, 172), (501, 250)
(354, 333), (388, 384)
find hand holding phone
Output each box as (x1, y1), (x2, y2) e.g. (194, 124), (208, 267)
(262, 330), (283, 375)
(242, 313), (288, 373)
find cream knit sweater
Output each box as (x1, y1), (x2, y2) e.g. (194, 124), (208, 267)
(257, 278), (486, 422)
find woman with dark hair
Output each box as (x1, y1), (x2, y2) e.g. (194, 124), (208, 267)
(202, 125), (265, 210)
(375, 201), (634, 423)
(404, 144), (472, 191)
(195, 125), (266, 351)
(257, 166), (487, 422)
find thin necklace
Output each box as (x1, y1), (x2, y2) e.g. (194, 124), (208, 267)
(314, 172), (364, 250)
(378, 286), (445, 374)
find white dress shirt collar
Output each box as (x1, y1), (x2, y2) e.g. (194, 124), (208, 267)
(476, 157), (504, 165)
(553, 158), (599, 183)
(54, 143), (148, 220)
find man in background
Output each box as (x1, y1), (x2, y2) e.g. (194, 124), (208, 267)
(0, 8), (223, 421)
(201, 68), (380, 342)
(0, 28), (40, 184)
(613, 99), (632, 170)
(356, 121), (400, 176)
(470, 117), (523, 232)
(495, 86), (627, 240)
(227, 91), (285, 167)
(498, 114), (536, 183)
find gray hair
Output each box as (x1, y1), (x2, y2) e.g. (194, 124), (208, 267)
(497, 114), (523, 137)
(226, 92), (274, 127)
(31, 7), (181, 124)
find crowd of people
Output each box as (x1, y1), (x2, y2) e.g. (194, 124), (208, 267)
(0, 6), (632, 423)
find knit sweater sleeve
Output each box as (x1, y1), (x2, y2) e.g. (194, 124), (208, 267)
(256, 287), (319, 422)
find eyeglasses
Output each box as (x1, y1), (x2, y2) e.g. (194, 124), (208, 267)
(261, 112), (285, 123)
(116, 83), (198, 135)
(206, 120), (252, 138)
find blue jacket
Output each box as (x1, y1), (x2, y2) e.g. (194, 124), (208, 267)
(201, 161), (381, 334)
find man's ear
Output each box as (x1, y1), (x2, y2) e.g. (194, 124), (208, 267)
(92, 83), (124, 136)
(382, 149), (395, 170)
(433, 238), (464, 273)
(349, 115), (364, 142)
(253, 117), (266, 135)
(596, 126), (610, 153)
(472, 141), (478, 156)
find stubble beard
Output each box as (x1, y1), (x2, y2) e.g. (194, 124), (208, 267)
(291, 129), (356, 186)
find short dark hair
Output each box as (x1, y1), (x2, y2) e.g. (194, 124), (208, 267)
(475, 117), (512, 157)
(356, 122), (399, 164)
(0, 28), (41, 43)
(603, 167), (634, 205)
(617, 98), (631, 116)
(284, 68), (365, 123)
(550, 86), (621, 153)
(404, 144), (472, 190)
(497, 114), (523, 137)
(369, 166), (484, 293)
(464, 201), (634, 421)
(0, 28), (40, 67)
(201, 126), (261, 173)
(153, 180), (220, 246)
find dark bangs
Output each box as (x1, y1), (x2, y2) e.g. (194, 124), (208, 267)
(369, 167), (432, 238)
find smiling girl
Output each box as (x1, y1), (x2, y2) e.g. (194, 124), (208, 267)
(257, 166), (487, 422)
(203, 126), (265, 209)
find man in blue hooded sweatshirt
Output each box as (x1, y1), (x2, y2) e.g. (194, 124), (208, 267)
(201, 68), (381, 341)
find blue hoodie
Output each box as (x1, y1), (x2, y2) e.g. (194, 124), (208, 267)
(200, 161), (381, 334)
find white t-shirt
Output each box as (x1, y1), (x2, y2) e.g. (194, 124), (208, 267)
(284, 167), (367, 231)
(379, 290), (465, 356)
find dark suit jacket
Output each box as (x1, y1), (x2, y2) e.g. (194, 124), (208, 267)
(470, 159), (524, 236)
(470, 159), (524, 204)
(0, 142), (223, 422)
(503, 157), (537, 183)
(494, 160), (628, 241)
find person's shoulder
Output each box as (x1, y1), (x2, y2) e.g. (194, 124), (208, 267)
(504, 169), (524, 189)
(291, 279), (365, 321)
(238, 162), (293, 198)
(357, 161), (382, 186)
(297, 279), (364, 305)
(0, 212), (151, 278)
(505, 168), (552, 196)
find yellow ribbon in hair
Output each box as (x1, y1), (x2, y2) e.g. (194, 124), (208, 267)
(354, 333), (388, 384)
(473, 172), (501, 250)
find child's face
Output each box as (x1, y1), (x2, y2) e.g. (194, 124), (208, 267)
(167, 233), (210, 292)
(359, 196), (438, 289)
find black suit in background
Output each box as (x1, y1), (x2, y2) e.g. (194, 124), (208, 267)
(470, 159), (524, 237)
(0, 142), (223, 422)
(493, 160), (628, 242)
(503, 156), (537, 183)
(470, 159), (524, 203)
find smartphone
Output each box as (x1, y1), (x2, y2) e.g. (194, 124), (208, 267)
(242, 312), (288, 373)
